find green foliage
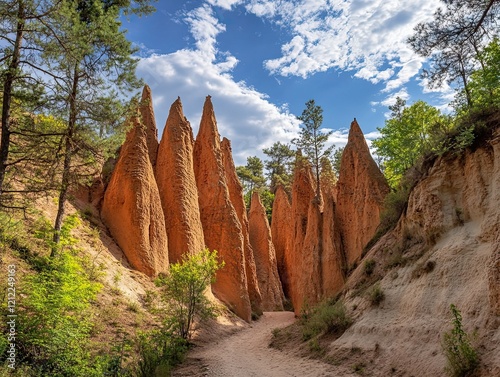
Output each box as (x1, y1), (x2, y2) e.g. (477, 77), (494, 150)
(236, 156), (266, 193)
(453, 38), (500, 114)
(367, 283), (385, 306)
(332, 147), (344, 177)
(373, 99), (451, 187)
(11, 251), (103, 376)
(156, 249), (224, 340)
(363, 259), (376, 276)
(0, 213), (109, 376)
(262, 141), (295, 192)
(301, 300), (352, 341)
(293, 99), (334, 196)
(133, 330), (188, 377)
(443, 304), (479, 377)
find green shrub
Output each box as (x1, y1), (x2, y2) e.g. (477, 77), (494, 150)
(442, 304), (479, 377)
(156, 249), (224, 340)
(134, 330), (188, 377)
(0, 215), (105, 377)
(301, 300), (352, 341)
(13, 252), (103, 377)
(363, 259), (376, 276)
(367, 283), (385, 306)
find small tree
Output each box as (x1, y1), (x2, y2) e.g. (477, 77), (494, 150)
(156, 249), (224, 340)
(262, 141), (295, 193)
(236, 155), (267, 208)
(442, 304), (479, 377)
(293, 99), (334, 201)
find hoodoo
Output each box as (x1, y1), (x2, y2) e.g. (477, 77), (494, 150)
(139, 85), (159, 167)
(193, 96), (252, 322)
(101, 112), (169, 277)
(221, 137), (263, 315)
(155, 97), (205, 263)
(336, 119), (389, 267)
(288, 156), (316, 311)
(248, 191), (284, 311)
(270, 185), (292, 295)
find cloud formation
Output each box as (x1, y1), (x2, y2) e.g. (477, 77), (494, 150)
(137, 4), (301, 165)
(136, 0), (442, 164)
(245, 0), (439, 96)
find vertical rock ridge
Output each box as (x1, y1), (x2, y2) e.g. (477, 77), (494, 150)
(155, 97), (205, 264)
(221, 137), (263, 315)
(271, 185), (292, 297)
(288, 155), (316, 311)
(101, 112), (169, 277)
(193, 96), (252, 322)
(248, 191), (284, 311)
(139, 85), (159, 167)
(336, 119), (389, 267)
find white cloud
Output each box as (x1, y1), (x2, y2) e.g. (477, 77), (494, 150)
(245, 0), (441, 97)
(206, 0), (243, 10)
(137, 4), (301, 165)
(136, 1), (396, 164)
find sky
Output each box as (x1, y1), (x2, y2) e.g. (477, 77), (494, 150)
(122, 0), (453, 165)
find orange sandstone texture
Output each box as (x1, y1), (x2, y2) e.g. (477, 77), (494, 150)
(287, 157), (316, 312)
(336, 119), (389, 268)
(193, 96), (252, 322)
(155, 98), (205, 264)
(139, 85), (159, 167)
(321, 188), (346, 299)
(248, 191), (284, 311)
(101, 113), (169, 277)
(221, 138), (263, 315)
(270, 185), (292, 296)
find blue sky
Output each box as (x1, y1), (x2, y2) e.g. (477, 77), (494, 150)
(123, 0), (453, 165)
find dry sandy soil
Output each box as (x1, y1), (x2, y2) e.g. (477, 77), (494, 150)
(173, 312), (357, 377)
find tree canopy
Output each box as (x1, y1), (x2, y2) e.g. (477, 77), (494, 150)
(372, 99), (450, 187)
(293, 99), (334, 200)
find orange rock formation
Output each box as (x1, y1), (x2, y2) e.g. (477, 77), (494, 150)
(288, 156), (316, 312)
(193, 96), (252, 322)
(155, 97), (205, 263)
(336, 119), (389, 267)
(221, 138), (263, 315)
(139, 85), (159, 167)
(248, 191), (284, 311)
(270, 185), (292, 296)
(101, 113), (169, 277)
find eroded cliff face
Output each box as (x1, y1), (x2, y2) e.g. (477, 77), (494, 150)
(336, 119), (390, 267)
(248, 191), (284, 311)
(193, 96), (252, 322)
(332, 129), (500, 376)
(101, 113), (169, 277)
(155, 98), (205, 264)
(221, 138), (263, 315)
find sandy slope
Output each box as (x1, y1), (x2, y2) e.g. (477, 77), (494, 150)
(174, 312), (356, 377)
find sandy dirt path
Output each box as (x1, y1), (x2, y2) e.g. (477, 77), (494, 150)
(175, 312), (357, 377)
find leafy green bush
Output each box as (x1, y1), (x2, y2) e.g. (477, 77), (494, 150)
(13, 251), (103, 377)
(367, 283), (385, 306)
(133, 330), (188, 377)
(442, 304), (479, 377)
(301, 300), (352, 341)
(0, 214), (107, 376)
(156, 249), (224, 340)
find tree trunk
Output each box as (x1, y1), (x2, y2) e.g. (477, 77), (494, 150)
(0, 1), (25, 196)
(52, 65), (79, 254)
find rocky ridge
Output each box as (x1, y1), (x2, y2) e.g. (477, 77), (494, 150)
(98, 87), (390, 321)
